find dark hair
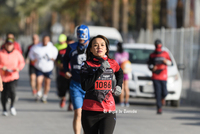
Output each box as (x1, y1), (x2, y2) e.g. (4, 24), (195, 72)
(6, 32), (14, 37)
(86, 35), (110, 60)
(154, 39), (162, 46)
(117, 42), (123, 53)
(42, 35), (51, 41)
(67, 35), (76, 41)
(42, 34), (50, 39)
(6, 32), (15, 40)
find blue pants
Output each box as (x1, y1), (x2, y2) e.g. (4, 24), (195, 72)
(69, 79), (86, 110)
(153, 80), (168, 109)
(35, 68), (52, 79)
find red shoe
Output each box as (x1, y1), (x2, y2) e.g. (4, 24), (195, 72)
(60, 99), (66, 108)
(157, 108), (162, 114)
(32, 89), (37, 96)
(67, 103), (73, 111)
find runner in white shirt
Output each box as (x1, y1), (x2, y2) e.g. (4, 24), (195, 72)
(29, 35), (58, 102)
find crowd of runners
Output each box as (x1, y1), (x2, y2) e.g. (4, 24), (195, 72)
(0, 24), (170, 134)
(0, 25), (123, 134)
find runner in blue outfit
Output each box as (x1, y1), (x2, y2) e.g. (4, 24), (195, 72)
(63, 24), (90, 134)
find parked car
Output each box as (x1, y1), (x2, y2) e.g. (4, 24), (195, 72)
(109, 43), (183, 107)
(74, 25), (123, 45)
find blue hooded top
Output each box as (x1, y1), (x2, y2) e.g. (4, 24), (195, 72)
(63, 24), (90, 83)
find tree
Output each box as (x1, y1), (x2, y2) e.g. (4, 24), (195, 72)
(183, 0), (190, 27)
(112, 0), (119, 29)
(0, 0), (20, 35)
(176, 0), (184, 28)
(85, 0), (92, 24)
(146, 0), (153, 31)
(160, 0), (167, 28)
(16, 0), (58, 35)
(135, 0), (146, 31)
(122, 0), (129, 33)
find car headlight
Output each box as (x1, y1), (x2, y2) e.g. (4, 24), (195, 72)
(167, 74), (179, 84)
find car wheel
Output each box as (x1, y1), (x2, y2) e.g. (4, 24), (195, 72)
(171, 100), (180, 107)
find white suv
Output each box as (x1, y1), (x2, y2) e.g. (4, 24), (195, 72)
(109, 43), (182, 107)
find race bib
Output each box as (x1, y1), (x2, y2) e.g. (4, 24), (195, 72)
(94, 68), (114, 90)
(95, 80), (112, 90)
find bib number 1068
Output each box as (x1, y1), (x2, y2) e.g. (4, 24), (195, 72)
(95, 80), (112, 90)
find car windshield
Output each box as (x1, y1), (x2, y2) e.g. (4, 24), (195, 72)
(124, 49), (154, 64)
(109, 48), (155, 64)
(108, 39), (118, 45)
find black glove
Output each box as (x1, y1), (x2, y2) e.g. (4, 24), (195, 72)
(77, 45), (86, 54)
(112, 86), (122, 96)
(99, 60), (110, 72)
(148, 64), (154, 71)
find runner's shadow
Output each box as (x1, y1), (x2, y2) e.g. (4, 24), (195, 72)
(182, 122), (200, 126)
(129, 101), (156, 106)
(19, 98), (60, 103)
(16, 109), (66, 113)
(172, 116), (200, 120)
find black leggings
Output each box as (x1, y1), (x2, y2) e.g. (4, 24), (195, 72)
(82, 110), (116, 134)
(1, 80), (18, 111)
(56, 75), (71, 102)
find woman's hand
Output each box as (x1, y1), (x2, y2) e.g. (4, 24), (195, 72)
(112, 86), (122, 96)
(100, 60), (110, 72)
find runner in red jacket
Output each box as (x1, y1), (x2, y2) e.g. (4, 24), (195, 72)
(0, 38), (25, 116)
(148, 39), (172, 114)
(1, 33), (22, 54)
(80, 35), (123, 134)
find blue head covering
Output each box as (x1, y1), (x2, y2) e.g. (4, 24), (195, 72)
(76, 25), (90, 52)
(77, 25), (90, 44)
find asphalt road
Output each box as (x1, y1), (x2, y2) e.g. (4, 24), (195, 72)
(0, 65), (199, 134)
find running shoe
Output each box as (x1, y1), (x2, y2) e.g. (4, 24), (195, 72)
(10, 107), (17, 116)
(37, 90), (42, 97)
(60, 98), (66, 108)
(42, 95), (48, 103)
(2, 111), (8, 116)
(36, 95), (41, 102)
(120, 102), (125, 107)
(36, 91), (42, 102)
(161, 99), (166, 106)
(67, 103), (73, 111)
(125, 103), (130, 107)
(32, 89), (37, 96)
(157, 108), (162, 114)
